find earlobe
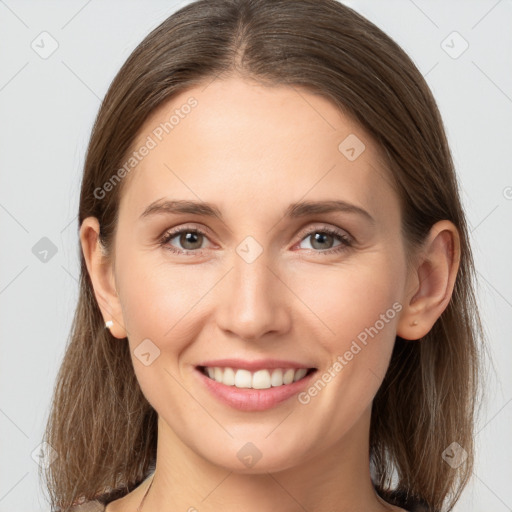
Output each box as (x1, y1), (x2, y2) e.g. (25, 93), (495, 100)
(79, 217), (127, 339)
(397, 220), (461, 341)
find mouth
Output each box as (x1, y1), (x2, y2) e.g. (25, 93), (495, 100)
(197, 365), (317, 389)
(193, 357), (319, 411)
(194, 363), (318, 412)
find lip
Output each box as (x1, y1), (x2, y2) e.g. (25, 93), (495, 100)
(194, 365), (318, 412)
(196, 358), (314, 372)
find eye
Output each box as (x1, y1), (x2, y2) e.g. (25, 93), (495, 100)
(296, 226), (353, 254)
(159, 224), (353, 256)
(159, 226), (212, 255)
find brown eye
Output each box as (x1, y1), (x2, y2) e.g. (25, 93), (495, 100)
(309, 232), (336, 250)
(297, 227), (352, 254)
(177, 231), (204, 250)
(160, 228), (210, 254)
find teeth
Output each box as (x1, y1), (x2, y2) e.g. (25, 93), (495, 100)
(252, 370), (271, 389)
(271, 369), (283, 387)
(234, 369), (253, 388)
(223, 367), (235, 386)
(293, 368), (308, 382)
(283, 368), (295, 384)
(202, 366), (311, 389)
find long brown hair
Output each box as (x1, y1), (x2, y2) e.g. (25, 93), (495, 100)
(41, 1), (484, 510)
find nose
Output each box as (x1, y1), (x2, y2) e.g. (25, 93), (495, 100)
(215, 249), (292, 342)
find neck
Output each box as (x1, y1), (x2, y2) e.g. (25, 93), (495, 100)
(143, 407), (395, 512)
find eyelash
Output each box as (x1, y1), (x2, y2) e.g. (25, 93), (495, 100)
(158, 224), (353, 256)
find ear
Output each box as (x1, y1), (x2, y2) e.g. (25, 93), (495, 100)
(79, 216), (127, 339)
(397, 220), (461, 340)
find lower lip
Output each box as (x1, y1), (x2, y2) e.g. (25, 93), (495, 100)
(195, 367), (317, 412)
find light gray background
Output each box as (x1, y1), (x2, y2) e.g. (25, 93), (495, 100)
(0, 1), (511, 511)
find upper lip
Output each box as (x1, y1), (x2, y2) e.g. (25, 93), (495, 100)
(196, 358), (316, 372)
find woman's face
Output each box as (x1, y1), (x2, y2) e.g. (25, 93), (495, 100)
(105, 76), (413, 472)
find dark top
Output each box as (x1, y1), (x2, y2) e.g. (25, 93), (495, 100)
(68, 503), (106, 512)
(67, 496), (430, 512)
(66, 471), (430, 512)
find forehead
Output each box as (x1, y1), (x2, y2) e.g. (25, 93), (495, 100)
(119, 77), (397, 223)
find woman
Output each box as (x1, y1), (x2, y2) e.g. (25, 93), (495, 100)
(41, 1), (483, 511)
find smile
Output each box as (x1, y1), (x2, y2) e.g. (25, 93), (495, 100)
(198, 366), (317, 389)
(195, 363), (318, 412)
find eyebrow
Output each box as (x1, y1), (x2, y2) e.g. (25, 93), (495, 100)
(139, 199), (375, 224)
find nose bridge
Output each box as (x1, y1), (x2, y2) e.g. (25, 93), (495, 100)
(216, 242), (289, 340)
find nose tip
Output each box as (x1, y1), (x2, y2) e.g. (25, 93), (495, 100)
(214, 255), (291, 342)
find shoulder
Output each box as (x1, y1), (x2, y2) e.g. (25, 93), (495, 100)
(404, 501), (432, 512)
(68, 500), (106, 512)
(381, 492), (432, 512)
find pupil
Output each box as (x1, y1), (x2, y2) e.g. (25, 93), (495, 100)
(178, 232), (334, 251)
(182, 232), (201, 249)
(312, 232), (332, 249)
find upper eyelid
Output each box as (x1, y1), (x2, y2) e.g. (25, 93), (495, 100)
(163, 223), (214, 239)
(296, 223), (351, 239)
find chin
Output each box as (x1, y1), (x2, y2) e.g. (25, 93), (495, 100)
(193, 435), (313, 474)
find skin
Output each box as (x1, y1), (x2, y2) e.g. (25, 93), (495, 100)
(80, 76), (460, 512)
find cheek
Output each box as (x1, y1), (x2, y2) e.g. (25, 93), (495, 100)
(118, 250), (207, 341)
(291, 256), (403, 351)
(287, 259), (403, 440)
(117, 256), (205, 410)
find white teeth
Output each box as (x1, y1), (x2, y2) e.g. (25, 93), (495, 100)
(270, 369), (283, 387)
(203, 366), (312, 389)
(222, 367), (235, 386)
(234, 369), (252, 388)
(283, 368), (295, 385)
(293, 368), (308, 382)
(252, 370), (271, 389)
